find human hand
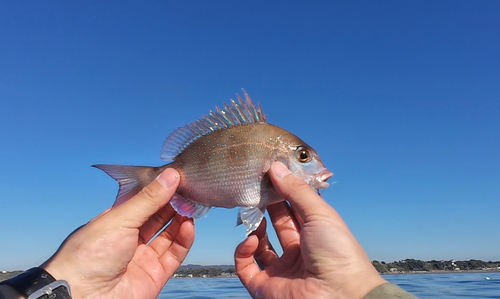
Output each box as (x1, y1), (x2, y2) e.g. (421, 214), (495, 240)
(41, 168), (195, 299)
(235, 162), (386, 299)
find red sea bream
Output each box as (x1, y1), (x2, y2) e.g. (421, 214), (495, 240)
(94, 91), (333, 235)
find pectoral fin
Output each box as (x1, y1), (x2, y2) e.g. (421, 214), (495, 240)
(236, 206), (265, 236)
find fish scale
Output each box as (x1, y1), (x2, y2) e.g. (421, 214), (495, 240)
(93, 91), (333, 235)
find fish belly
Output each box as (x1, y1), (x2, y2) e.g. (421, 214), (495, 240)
(175, 150), (268, 208)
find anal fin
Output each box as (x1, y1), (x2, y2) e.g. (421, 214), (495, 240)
(237, 207), (265, 236)
(170, 194), (211, 220)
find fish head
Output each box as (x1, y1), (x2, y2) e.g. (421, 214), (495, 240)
(284, 144), (333, 191)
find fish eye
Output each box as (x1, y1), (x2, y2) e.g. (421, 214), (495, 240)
(296, 147), (312, 163)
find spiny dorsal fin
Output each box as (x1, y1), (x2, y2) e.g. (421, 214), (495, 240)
(160, 90), (266, 161)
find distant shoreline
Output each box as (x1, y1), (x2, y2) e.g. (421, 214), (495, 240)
(371, 259), (500, 274)
(382, 269), (500, 275)
(2, 269), (498, 282)
(171, 270), (500, 279)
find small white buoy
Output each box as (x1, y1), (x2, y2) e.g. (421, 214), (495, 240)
(485, 277), (491, 280)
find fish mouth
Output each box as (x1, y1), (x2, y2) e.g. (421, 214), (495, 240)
(312, 169), (334, 190)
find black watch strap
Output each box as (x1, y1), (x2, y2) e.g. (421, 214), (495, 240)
(0, 267), (72, 299)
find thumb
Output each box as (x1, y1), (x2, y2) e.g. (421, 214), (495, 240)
(268, 162), (339, 223)
(109, 168), (180, 228)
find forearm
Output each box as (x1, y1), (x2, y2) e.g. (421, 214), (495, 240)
(363, 283), (418, 299)
(0, 285), (23, 299)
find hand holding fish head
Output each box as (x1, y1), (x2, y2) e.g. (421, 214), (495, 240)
(284, 145), (333, 192)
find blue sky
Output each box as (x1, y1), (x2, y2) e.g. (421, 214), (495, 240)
(1, 1), (499, 270)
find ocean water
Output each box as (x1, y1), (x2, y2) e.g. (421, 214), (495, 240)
(159, 272), (500, 298)
(385, 272), (500, 299)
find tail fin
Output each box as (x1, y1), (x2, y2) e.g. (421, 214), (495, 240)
(92, 164), (159, 207)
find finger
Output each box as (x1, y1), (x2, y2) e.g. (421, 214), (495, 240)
(251, 218), (278, 270)
(138, 203), (176, 244)
(157, 216), (195, 277)
(234, 235), (266, 294)
(269, 162), (344, 226)
(148, 214), (187, 257)
(107, 168), (180, 228)
(266, 201), (301, 250)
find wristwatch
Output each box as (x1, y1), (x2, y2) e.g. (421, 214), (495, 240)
(0, 267), (72, 299)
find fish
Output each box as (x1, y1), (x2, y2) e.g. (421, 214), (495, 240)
(93, 91), (333, 235)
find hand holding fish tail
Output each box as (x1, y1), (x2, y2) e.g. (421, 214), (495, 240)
(235, 161), (389, 299)
(39, 168), (195, 299)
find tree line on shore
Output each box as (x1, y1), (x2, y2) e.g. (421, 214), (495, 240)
(174, 267), (236, 278)
(173, 259), (500, 277)
(3, 259), (499, 281)
(371, 259), (500, 273)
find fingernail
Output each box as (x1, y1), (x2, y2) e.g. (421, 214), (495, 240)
(156, 168), (179, 188)
(272, 162), (292, 179)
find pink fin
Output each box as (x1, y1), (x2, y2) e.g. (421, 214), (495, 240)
(170, 194), (211, 220)
(93, 164), (158, 207)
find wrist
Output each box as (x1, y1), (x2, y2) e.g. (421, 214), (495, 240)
(39, 262), (66, 284)
(0, 284), (24, 299)
(40, 261), (78, 298)
(0, 267), (72, 299)
(343, 270), (387, 299)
